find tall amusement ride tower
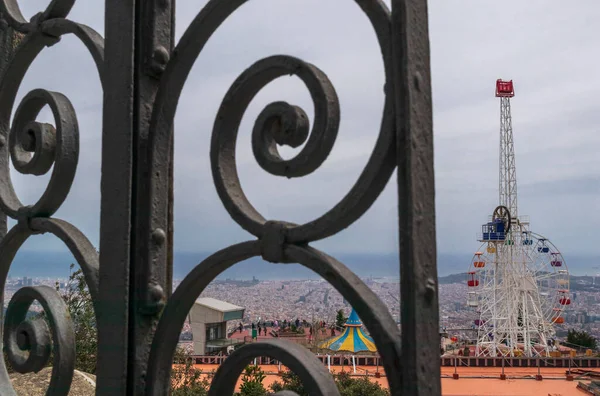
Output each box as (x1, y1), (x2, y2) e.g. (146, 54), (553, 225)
(466, 80), (570, 357)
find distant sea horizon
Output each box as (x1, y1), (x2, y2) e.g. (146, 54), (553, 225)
(5, 250), (599, 281)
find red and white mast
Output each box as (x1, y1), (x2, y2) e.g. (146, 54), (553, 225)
(496, 80), (518, 219)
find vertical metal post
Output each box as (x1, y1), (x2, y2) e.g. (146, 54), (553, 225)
(96, 0), (136, 394)
(392, 0), (440, 394)
(129, 0), (175, 392)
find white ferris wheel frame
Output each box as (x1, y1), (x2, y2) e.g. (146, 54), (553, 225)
(467, 223), (570, 358)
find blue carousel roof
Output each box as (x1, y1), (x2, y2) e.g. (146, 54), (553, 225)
(345, 309), (362, 327)
(319, 309), (376, 353)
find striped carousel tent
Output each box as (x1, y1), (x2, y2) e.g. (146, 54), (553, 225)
(319, 309), (377, 353)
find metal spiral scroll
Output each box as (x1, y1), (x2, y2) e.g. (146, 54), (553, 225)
(0, 0), (104, 394)
(145, 0), (401, 394)
(208, 340), (340, 396)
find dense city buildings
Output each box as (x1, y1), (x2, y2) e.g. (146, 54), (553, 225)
(174, 277), (401, 337)
(6, 274), (600, 343)
(3, 275), (69, 315)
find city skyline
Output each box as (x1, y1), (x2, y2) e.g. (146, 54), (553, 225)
(8, 272), (600, 346)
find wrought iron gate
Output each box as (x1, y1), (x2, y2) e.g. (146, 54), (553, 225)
(0, 0), (439, 394)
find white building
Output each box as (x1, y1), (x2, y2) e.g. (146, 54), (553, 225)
(188, 297), (245, 355)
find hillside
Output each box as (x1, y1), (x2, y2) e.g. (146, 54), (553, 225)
(439, 272), (600, 292)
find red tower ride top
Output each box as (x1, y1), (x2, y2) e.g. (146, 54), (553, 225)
(495, 79), (515, 98)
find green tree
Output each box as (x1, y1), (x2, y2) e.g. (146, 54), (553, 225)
(170, 347), (210, 395)
(271, 369), (390, 396)
(335, 310), (347, 328)
(567, 329), (597, 349)
(59, 263), (97, 374)
(335, 371), (389, 396)
(237, 365), (267, 396)
(270, 371), (308, 396)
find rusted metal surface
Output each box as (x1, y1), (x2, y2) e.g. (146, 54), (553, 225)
(392, 0), (441, 394)
(4, 286), (75, 394)
(129, 0), (176, 393)
(0, 0), (437, 394)
(96, 0), (133, 392)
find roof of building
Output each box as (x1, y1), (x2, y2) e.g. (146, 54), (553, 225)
(195, 297), (244, 313)
(319, 309), (376, 353)
(320, 327), (377, 353)
(345, 309), (362, 327)
(175, 364), (585, 395)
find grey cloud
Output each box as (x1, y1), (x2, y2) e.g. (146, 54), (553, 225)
(520, 176), (600, 196)
(6, 1), (599, 260)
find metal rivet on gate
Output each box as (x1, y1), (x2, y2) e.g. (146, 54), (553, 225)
(413, 72), (423, 92)
(149, 46), (170, 76)
(425, 277), (436, 302)
(152, 45), (170, 66)
(148, 283), (164, 303)
(152, 228), (166, 245)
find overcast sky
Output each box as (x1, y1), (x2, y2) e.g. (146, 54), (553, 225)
(8, 0), (600, 259)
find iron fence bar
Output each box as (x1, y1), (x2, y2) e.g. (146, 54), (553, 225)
(392, 0), (440, 395)
(96, 0), (135, 394)
(0, 0), (442, 394)
(128, 0), (175, 393)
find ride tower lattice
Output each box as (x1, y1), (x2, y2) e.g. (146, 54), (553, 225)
(465, 80), (570, 358)
(498, 80), (518, 219)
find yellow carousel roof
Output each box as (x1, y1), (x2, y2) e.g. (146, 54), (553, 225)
(319, 309), (377, 353)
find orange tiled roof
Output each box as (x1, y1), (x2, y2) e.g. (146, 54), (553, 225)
(178, 364), (589, 395)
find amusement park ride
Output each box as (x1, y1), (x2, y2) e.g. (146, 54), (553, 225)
(466, 80), (570, 357)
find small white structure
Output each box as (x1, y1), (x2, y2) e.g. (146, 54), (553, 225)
(188, 297), (245, 355)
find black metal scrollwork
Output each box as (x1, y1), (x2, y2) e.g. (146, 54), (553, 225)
(145, 0), (402, 395)
(0, 0), (104, 394)
(3, 286), (75, 394)
(208, 340), (340, 396)
(0, 0), (436, 394)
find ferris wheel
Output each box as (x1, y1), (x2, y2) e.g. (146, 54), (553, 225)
(465, 80), (570, 357)
(466, 210), (570, 356)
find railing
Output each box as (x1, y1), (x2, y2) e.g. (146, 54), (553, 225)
(0, 0), (438, 395)
(442, 356), (600, 382)
(189, 354), (600, 381)
(441, 356), (600, 369)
